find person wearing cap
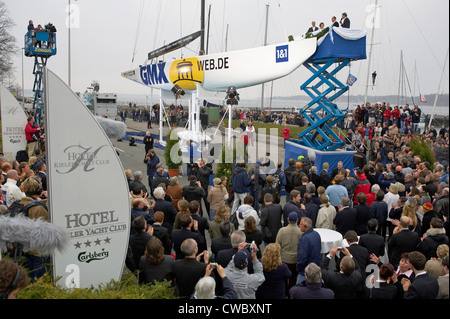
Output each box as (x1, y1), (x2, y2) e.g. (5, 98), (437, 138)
(296, 217), (322, 284)
(276, 211), (303, 294)
(225, 242), (265, 299)
(377, 171), (397, 194)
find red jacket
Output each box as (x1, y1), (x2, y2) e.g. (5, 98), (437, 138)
(25, 122), (39, 142)
(383, 109), (392, 120)
(354, 173), (371, 203)
(391, 109), (400, 119)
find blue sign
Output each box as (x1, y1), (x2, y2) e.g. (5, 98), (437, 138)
(346, 74), (357, 86)
(276, 45), (289, 63)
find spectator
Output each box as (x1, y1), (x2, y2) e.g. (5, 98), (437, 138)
(4, 170), (24, 207)
(296, 217), (322, 284)
(256, 243), (292, 299)
(275, 212), (302, 294)
(231, 163), (254, 214)
(388, 216), (421, 268)
(333, 196), (357, 236)
(144, 149), (159, 195)
(190, 200), (209, 253)
(153, 186), (177, 235)
(236, 195), (259, 231)
(401, 251), (439, 299)
(170, 238), (209, 298)
(425, 244), (449, 279)
(191, 263), (237, 299)
(289, 262), (334, 299)
(225, 243), (265, 299)
(209, 206), (235, 240)
(166, 176), (183, 212)
(152, 211), (172, 255)
(129, 216), (153, 269)
(0, 259), (30, 299)
(25, 117), (40, 158)
(436, 255), (449, 299)
(316, 195), (337, 230)
(171, 213), (205, 260)
(207, 177), (228, 221)
(418, 217), (449, 260)
(138, 236), (174, 285)
(320, 246), (363, 299)
(358, 219), (386, 261)
(259, 175), (281, 208)
(216, 230), (254, 273)
(354, 192), (371, 235)
(210, 220), (233, 257)
(182, 175), (205, 205)
(260, 193), (283, 244)
(319, 162), (331, 189)
(325, 175), (348, 209)
(365, 263), (400, 299)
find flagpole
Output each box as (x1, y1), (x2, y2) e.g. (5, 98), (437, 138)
(428, 46), (449, 128)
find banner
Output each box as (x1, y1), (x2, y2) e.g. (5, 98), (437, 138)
(44, 69), (130, 288)
(0, 85), (28, 161)
(420, 93), (427, 103)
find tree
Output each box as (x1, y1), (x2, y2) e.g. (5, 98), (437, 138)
(0, 1), (18, 83)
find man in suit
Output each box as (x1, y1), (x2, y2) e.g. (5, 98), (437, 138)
(189, 200), (209, 253)
(211, 221), (233, 257)
(333, 196), (357, 236)
(331, 16), (339, 27)
(388, 216), (421, 268)
(216, 230), (254, 274)
(170, 238), (209, 298)
(358, 219), (386, 260)
(36, 162), (47, 191)
(151, 167), (169, 191)
(152, 211), (172, 255)
(171, 213), (205, 259)
(402, 251), (439, 299)
(128, 216), (153, 269)
(307, 21), (319, 33)
(320, 246), (363, 299)
(340, 12), (350, 28)
(153, 186), (178, 235)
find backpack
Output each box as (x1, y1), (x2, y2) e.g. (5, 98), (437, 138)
(4, 199), (48, 262)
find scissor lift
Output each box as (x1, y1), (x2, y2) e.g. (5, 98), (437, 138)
(24, 30), (57, 125)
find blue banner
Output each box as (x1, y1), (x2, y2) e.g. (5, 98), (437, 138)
(346, 74), (357, 86)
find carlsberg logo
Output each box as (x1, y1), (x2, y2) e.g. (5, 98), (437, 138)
(78, 249), (109, 263)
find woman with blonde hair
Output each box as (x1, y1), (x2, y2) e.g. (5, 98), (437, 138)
(256, 243), (292, 299)
(209, 206), (235, 240)
(207, 177), (228, 221)
(173, 199), (190, 229)
(401, 198), (419, 232)
(315, 195), (337, 230)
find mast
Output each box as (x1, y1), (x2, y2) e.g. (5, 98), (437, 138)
(364, 0), (378, 104)
(200, 0), (205, 55)
(429, 47), (449, 128)
(260, 4), (269, 109)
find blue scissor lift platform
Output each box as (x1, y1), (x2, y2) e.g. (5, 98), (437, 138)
(297, 27), (366, 151)
(24, 30), (57, 125)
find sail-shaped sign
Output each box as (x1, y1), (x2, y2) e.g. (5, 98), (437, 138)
(0, 85), (28, 161)
(44, 69), (130, 288)
(122, 38), (317, 92)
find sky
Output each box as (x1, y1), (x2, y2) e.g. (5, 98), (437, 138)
(4, 0), (450, 105)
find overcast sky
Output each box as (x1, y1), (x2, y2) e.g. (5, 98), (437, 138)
(5, 0), (450, 104)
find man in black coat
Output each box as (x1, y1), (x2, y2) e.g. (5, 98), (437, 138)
(182, 175), (205, 204)
(171, 213), (205, 260)
(358, 219), (386, 260)
(216, 230), (254, 274)
(170, 238), (209, 298)
(151, 167), (169, 191)
(388, 216), (421, 268)
(401, 251), (439, 299)
(152, 211), (172, 255)
(320, 246), (363, 299)
(189, 200), (209, 253)
(333, 197), (357, 236)
(153, 187), (178, 235)
(211, 221), (233, 257)
(128, 216), (153, 268)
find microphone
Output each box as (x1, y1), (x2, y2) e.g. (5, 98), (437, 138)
(95, 116), (127, 139)
(0, 214), (69, 257)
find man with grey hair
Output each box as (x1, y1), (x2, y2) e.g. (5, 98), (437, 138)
(289, 263), (334, 299)
(129, 170), (148, 196)
(296, 217), (322, 284)
(434, 187), (449, 220)
(388, 216), (421, 268)
(192, 263), (237, 299)
(171, 238), (209, 298)
(216, 230), (255, 273)
(153, 186), (177, 235)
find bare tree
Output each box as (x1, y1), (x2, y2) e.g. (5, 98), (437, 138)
(0, 1), (18, 83)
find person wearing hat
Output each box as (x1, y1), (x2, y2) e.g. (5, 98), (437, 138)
(225, 242), (265, 299)
(275, 211), (303, 294)
(420, 203), (437, 236)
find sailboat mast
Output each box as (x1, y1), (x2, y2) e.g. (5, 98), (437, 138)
(261, 4), (269, 109)
(200, 0), (205, 55)
(364, 0), (378, 104)
(429, 47), (449, 128)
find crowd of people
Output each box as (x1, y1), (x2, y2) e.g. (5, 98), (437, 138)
(1, 98), (449, 300)
(120, 106), (449, 299)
